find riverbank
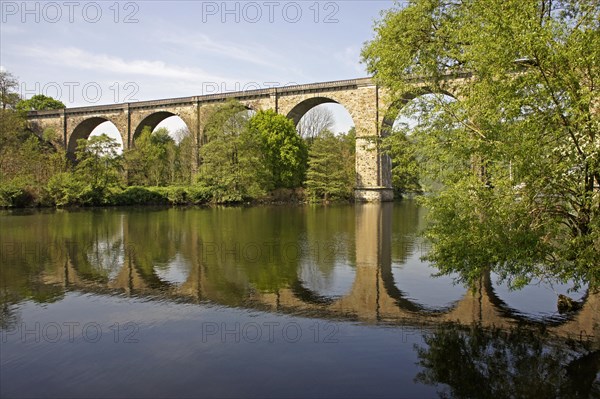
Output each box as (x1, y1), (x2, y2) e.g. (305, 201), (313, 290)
(0, 185), (360, 209)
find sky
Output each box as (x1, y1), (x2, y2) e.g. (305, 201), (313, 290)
(0, 0), (401, 141)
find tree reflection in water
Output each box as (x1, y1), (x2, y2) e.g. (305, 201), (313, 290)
(415, 323), (600, 399)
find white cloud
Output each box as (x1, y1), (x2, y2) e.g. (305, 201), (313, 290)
(156, 31), (296, 74)
(18, 46), (231, 83)
(335, 46), (365, 75)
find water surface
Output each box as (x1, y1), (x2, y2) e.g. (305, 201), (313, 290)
(1, 202), (598, 398)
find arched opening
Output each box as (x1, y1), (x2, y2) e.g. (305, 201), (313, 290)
(381, 92), (458, 196)
(89, 121), (124, 153)
(68, 117), (124, 158)
(133, 112), (192, 143)
(287, 98), (355, 135)
(153, 115), (191, 144)
(381, 89), (456, 134)
(287, 97), (338, 126)
(289, 98), (356, 201)
(296, 103), (355, 142)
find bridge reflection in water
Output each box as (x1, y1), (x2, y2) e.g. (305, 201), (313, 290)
(24, 204), (598, 351)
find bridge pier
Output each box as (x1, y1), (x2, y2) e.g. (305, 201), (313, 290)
(354, 123), (393, 202)
(354, 188), (394, 202)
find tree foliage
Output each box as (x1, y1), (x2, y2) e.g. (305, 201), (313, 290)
(362, 0), (600, 289)
(173, 127), (196, 185)
(383, 124), (422, 196)
(126, 126), (177, 186)
(17, 94), (65, 111)
(0, 71), (20, 110)
(305, 130), (355, 201)
(198, 101), (269, 202)
(249, 109), (308, 189)
(75, 134), (123, 193)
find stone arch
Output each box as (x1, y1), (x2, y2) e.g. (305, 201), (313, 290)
(285, 97), (340, 127)
(280, 89), (393, 201)
(133, 111), (192, 142)
(68, 116), (125, 156)
(380, 88), (456, 136)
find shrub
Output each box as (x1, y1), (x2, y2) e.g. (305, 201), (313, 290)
(0, 178), (35, 207)
(186, 186), (212, 205)
(110, 186), (169, 206)
(45, 173), (85, 207)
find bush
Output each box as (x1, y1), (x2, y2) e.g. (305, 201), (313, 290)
(0, 178), (35, 207)
(110, 186), (169, 206)
(45, 173), (85, 207)
(165, 187), (187, 205)
(186, 186), (212, 204)
(108, 186), (211, 206)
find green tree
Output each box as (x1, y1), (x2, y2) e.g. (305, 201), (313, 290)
(0, 102), (67, 206)
(173, 127), (196, 185)
(198, 101), (269, 202)
(384, 127), (422, 196)
(362, 0), (600, 289)
(17, 94), (65, 111)
(0, 71), (20, 110)
(126, 126), (153, 186)
(126, 126), (176, 186)
(248, 109), (308, 189)
(149, 127), (177, 186)
(305, 130), (354, 201)
(75, 134), (123, 198)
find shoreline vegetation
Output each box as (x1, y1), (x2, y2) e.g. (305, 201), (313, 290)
(0, 186), (362, 210)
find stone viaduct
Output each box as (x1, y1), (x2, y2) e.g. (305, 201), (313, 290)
(26, 77), (449, 202)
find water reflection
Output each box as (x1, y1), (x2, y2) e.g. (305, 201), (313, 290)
(154, 253), (191, 286)
(2, 204), (599, 333)
(1, 202), (599, 398)
(490, 272), (588, 320)
(416, 323), (600, 398)
(390, 202), (465, 310)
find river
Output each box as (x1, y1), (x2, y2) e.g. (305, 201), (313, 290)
(1, 201), (598, 398)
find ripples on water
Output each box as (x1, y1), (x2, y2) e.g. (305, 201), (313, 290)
(1, 202), (598, 398)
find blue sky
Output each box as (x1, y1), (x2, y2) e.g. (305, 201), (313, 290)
(1, 1), (400, 137)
